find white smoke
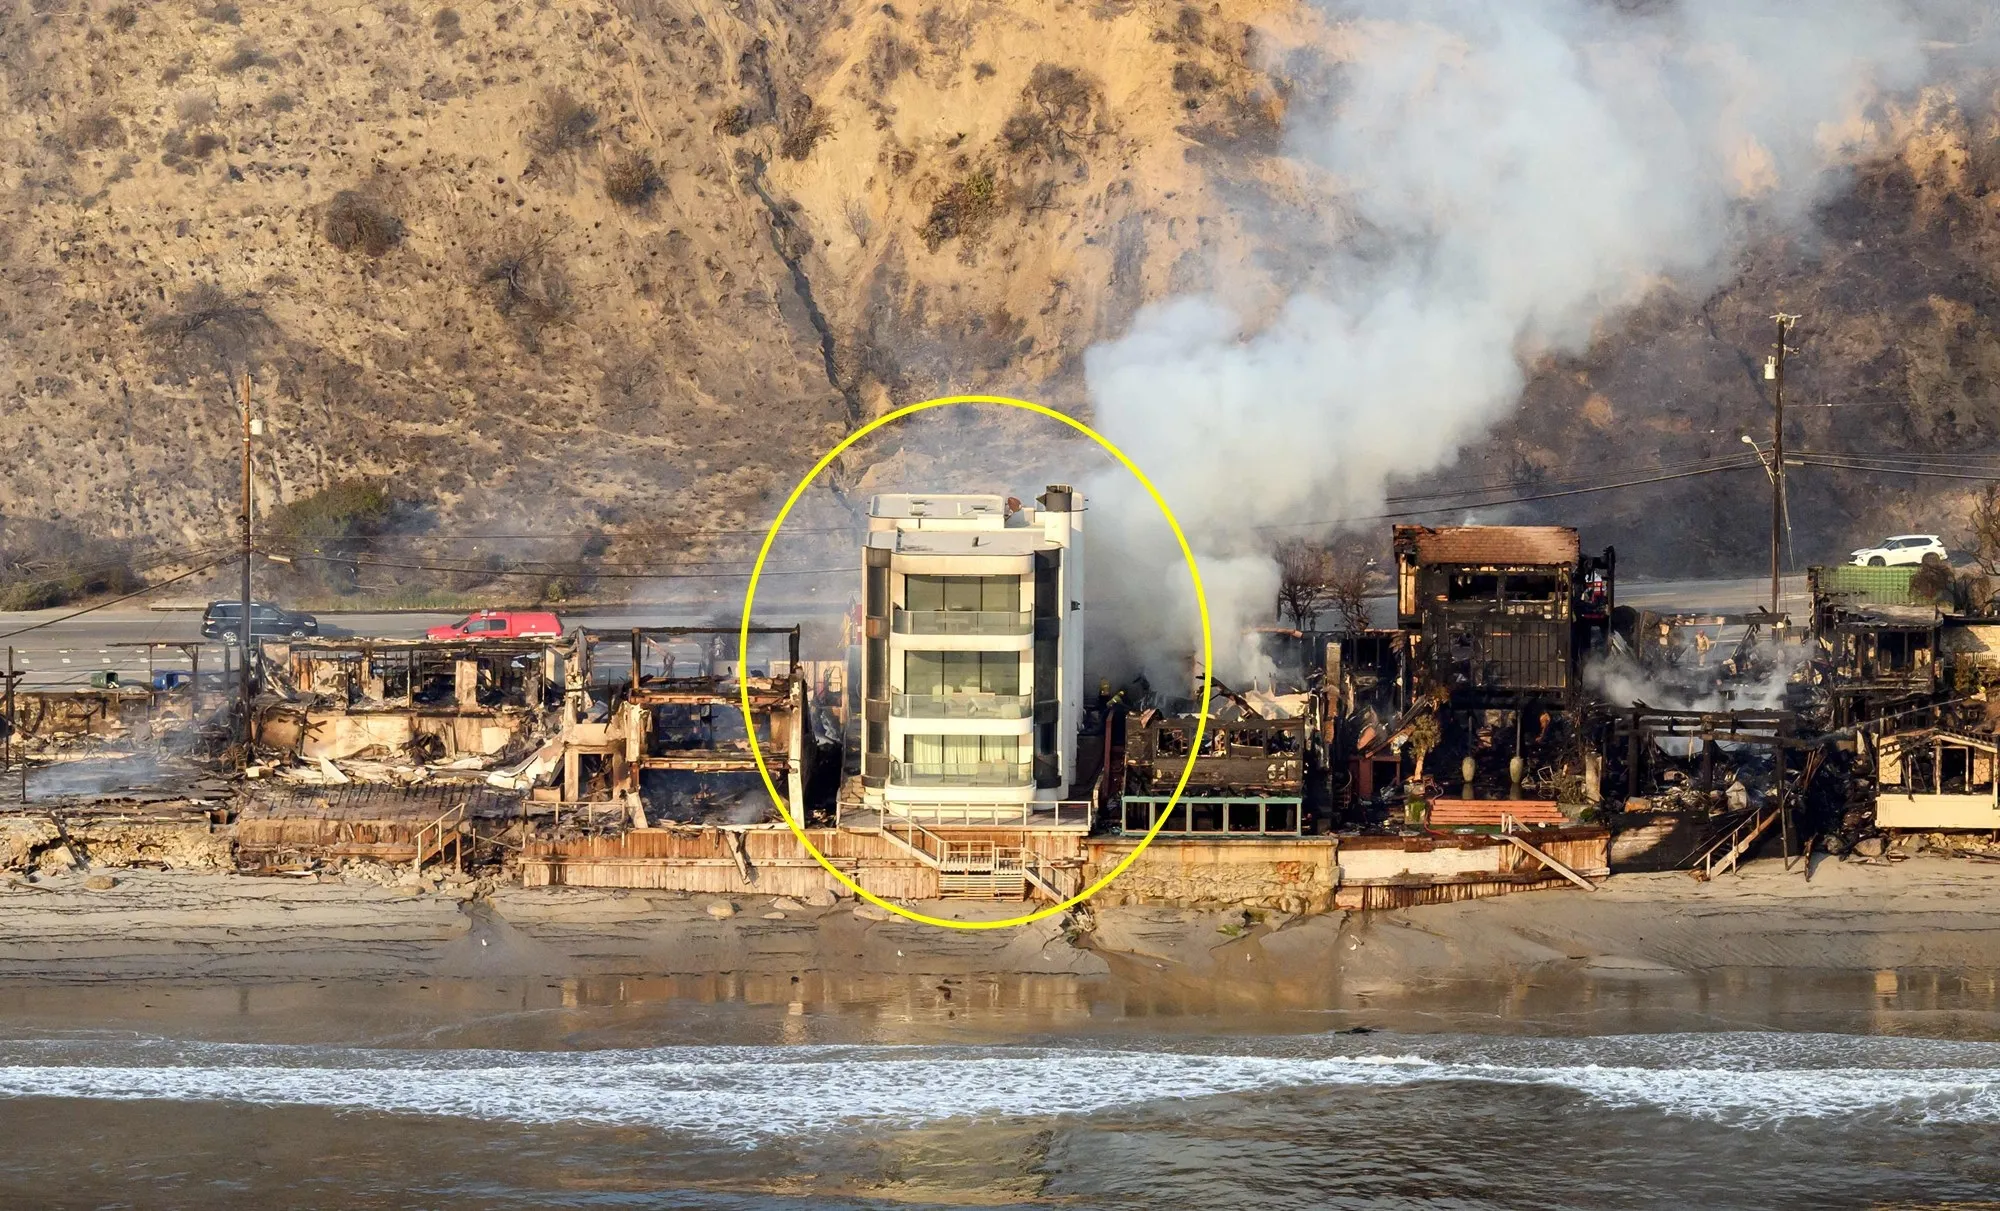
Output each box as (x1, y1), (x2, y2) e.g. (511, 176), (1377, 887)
(1083, 0), (1986, 684)
(1583, 638), (1802, 714)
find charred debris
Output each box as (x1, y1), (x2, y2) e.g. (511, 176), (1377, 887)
(7, 521), (2000, 892)
(1085, 525), (2000, 873)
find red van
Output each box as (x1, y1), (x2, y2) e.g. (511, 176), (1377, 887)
(427, 610), (564, 641)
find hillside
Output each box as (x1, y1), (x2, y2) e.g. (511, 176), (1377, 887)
(1, 0), (1997, 591)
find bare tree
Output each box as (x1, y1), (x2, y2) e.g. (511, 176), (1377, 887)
(1276, 539), (1374, 633)
(1326, 557), (1372, 636)
(1965, 485), (2000, 577)
(1275, 539), (1333, 629)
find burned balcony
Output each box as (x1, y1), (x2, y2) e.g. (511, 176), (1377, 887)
(891, 607), (1033, 636)
(1115, 714), (1310, 837)
(1393, 525), (1592, 703)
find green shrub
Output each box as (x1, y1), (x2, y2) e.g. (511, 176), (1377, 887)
(920, 170), (1000, 251)
(0, 521), (140, 611)
(263, 481), (393, 548)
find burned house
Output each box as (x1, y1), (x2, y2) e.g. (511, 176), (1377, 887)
(1808, 565), (1941, 727)
(262, 636), (566, 765)
(1875, 731), (2000, 831)
(1119, 711), (1309, 836)
(1383, 526), (1614, 813)
(1394, 525), (1607, 704)
(563, 626), (821, 824)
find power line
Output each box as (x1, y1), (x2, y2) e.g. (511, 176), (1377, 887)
(0, 544), (231, 592)
(1791, 457), (2000, 482)
(1380, 452), (1758, 504)
(271, 525), (858, 540)
(1259, 459), (1763, 531)
(1791, 451), (2000, 469)
(283, 552), (852, 580)
(274, 544), (827, 573)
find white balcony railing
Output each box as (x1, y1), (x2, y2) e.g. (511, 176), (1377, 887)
(889, 760), (1033, 788)
(892, 608), (1032, 637)
(890, 692), (1031, 720)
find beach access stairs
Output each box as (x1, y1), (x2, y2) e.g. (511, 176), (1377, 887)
(411, 803), (466, 875)
(877, 817), (1068, 901)
(1683, 801), (1784, 879)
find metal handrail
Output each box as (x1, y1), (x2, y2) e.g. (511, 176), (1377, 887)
(890, 692), (1031, 719)
(892, 608), (1032, 636)
(883, 817), (946, 866)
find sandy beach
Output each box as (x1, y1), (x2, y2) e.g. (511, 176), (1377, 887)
(4, 856), (1998, 1001)
(4, 858), (2000, 1209)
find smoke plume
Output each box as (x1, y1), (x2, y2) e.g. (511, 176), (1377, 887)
(1083, 0), (1990, 687)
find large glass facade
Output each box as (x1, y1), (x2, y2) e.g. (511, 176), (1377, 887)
(902, 650), (1020, 696)
(904, 575), (1018, 612)
(903, 734), (1021, 765)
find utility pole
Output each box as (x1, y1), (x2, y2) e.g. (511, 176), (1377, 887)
(4, 646), (14, 770)
(237, 372), (255, 753)
(1766, 313), (1799, 616)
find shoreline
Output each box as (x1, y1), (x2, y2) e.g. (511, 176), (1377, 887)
(3, 857), (1997, 1024)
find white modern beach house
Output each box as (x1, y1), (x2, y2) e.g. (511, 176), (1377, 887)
(857, 486), (1086, 827)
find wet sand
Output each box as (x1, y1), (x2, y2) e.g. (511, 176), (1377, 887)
(1, 855), (1998, 1040)
(5, 859), (2000, 1208)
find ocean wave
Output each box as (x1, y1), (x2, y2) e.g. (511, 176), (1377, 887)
(0, 1032), (1994, 1137)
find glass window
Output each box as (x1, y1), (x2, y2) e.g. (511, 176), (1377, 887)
(865, 638), (887, 698)
(942, 577), (981, 612)
(904, 734), (1019, 765)
(904, 574), (942, 612)
(904, 576), (1019, 613)
(904, 651), (1019, 696)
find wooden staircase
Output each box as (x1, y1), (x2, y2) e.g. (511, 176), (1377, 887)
(411, 804), (466, 875)
(1683, 802), (1783, 880)
(876, 818), (1062, 901)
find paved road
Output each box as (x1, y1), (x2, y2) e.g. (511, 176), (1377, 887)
(1615, 574), (1810, 615)
(0, 575), (1816, 691)
(0, 592), (852, 690)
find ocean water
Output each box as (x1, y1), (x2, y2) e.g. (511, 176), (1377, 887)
(1, 1025), (1997, 1207)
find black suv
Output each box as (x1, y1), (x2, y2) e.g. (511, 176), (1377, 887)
(201, 600), (320, 643)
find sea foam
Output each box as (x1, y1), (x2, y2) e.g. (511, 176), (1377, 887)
(0, 1032), (1994, 1139)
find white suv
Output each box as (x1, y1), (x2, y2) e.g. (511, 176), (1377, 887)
(1849, 534), (1947, 567)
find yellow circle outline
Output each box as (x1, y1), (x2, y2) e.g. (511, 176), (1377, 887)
(739, 394), (1212, 930)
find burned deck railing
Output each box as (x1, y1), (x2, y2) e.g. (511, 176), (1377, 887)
(1121, 795), (1304, 837)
